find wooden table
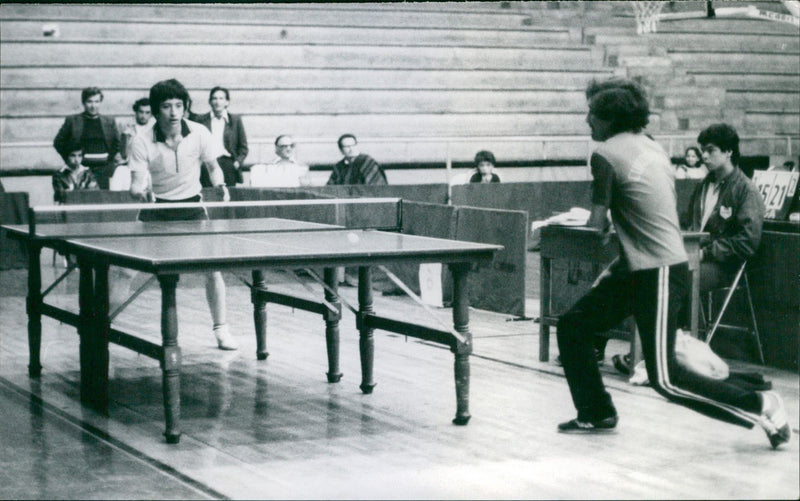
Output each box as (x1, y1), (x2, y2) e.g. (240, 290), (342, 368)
(538, 225), (707, 365)
(5, 215), (501, 443)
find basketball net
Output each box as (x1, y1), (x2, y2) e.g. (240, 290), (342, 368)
(631, 1), (666, 34)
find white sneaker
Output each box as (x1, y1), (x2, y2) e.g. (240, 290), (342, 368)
(213, 325), (239, 351)
(759, 391), (791, 449)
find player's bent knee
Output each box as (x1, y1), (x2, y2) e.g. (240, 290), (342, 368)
(556, 314), (584, 340)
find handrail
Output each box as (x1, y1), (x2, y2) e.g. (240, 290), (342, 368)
(5, 133), (795, 152)
(243, 134), (797, 157)
(2, 133), (795, 168)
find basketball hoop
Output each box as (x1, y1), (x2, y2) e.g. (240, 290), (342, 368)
(631, 1), (666, 34)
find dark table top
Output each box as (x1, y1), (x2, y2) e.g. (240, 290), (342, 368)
(2, 217), (337, 240)
(2, 216), (502, 273)
(65, 229), (501, 272)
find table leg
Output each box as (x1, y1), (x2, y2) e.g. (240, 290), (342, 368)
(26, 243), (43, 377)
(323, 268), (342, 383)
(357, 266), (376, 394)
(89, 261), (110, 412)
(158, 275), (182, 444)
(539, 256), (552, 362)
(251, 269), (269, 360)
(449, 263), (473, 425)
(78, 257), (95, 408)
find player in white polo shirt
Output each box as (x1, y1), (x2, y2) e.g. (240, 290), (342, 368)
(129, 78), (238, 351)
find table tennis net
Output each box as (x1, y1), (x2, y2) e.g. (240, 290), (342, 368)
(31, 198), (403, 231)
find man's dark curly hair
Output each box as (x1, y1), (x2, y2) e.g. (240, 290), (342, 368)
(132, 97), (150, 112)
(81, 87), (103, 104)
(698, 123), (740, 165)
(149, 79), (190, 114)
(586, 78), (650, 135)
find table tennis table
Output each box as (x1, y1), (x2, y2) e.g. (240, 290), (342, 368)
(5, 200), (502, 443)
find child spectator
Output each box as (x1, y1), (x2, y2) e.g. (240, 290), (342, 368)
(469, 150), (501, 183)
(52, 144), (98, 204)
(675, 146), (708, 180)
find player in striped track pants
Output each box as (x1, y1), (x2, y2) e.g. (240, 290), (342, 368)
(555, 77), (790, 449)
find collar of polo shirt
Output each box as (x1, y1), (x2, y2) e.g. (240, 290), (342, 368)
(154, 119), (191, 144)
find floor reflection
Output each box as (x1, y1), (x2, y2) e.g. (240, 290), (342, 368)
(1, 380), (213, 499)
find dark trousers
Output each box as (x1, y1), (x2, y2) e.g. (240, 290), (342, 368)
(138, 194), (207, 222)
(84, 160), (113, 190)
(557, 262), (761, 428)
(596, 259), (738, 351)
(200, 156), (240, 187)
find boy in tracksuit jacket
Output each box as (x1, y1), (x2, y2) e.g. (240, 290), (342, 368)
(682, 123), (765, 295)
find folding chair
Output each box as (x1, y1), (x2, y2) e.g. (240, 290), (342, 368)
(704, 261), (764, 364)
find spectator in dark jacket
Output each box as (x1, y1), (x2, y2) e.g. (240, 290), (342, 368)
(53, 87), (121, 189)
(682, 123), (765, 294)
(327, 134), (386, 185)
(617, 123), (766, 375)
(196, 86), (249, 187)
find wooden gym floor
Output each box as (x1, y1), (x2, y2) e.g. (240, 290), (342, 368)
(0, 256), (797, 500)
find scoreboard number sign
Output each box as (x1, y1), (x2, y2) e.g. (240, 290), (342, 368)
(752, 170), (799, 220)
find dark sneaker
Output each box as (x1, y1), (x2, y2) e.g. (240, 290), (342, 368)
(612, 353), (632, 376)
(759, 391), (791, 449)
(558, 415), (618, 434)
(554, 348), (605, 367)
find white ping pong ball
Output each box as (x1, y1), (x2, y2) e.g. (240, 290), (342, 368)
(347, 232), (360, 243)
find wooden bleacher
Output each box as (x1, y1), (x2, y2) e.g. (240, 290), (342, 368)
(583, 2), (799, 141)
(0, 1), (797, 176)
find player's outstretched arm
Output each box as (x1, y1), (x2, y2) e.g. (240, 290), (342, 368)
(204, 158), (226, 188)
(204, 159), (229, 201)
(127, 135), (153, 202)
(129, 170), (152, 202)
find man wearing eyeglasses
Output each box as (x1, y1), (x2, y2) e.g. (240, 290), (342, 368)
(250, 135), (311, 187)
(327, 133), (386, 186)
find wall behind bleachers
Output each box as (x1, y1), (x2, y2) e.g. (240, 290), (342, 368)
(0, 1), (797, 178)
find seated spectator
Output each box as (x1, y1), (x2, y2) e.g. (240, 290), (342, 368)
(683, 123), (765, 303)
(675, 146), (708, 180)
(53, 87), (121, 189)
(610, 124), (766, 376)
(327, 134), (386, 185)
(51, 144), (98, 266)
(52, 145), (98, 204)
(326, 133), (386, 287)
(197, 87), (249, 187)
(119, 97), (154, 163)
(251, 135), (311, 187)
(469, 150), (501, 183)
